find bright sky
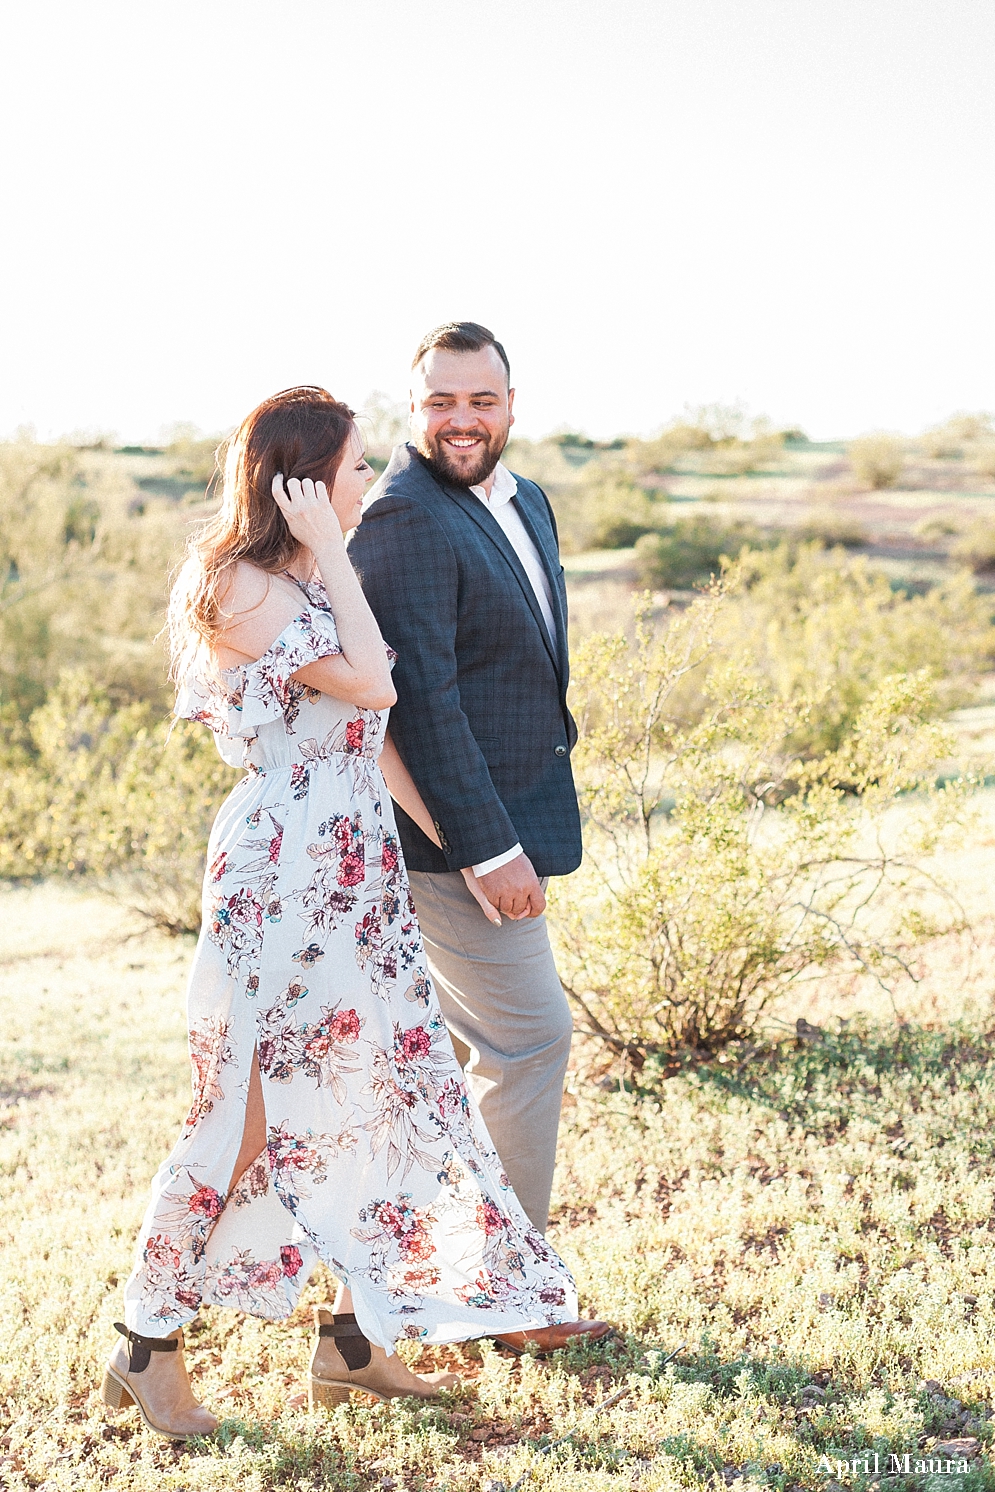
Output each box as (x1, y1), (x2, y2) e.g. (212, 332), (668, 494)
(2, 0), (993, 444)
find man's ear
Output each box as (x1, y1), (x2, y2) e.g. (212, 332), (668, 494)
(507, 387), (516, 427)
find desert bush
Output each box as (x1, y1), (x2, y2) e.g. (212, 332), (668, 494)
(629, 421), (714, 476)
(504, 437), (648, 553)
(921, 411), (994, 458)
(796, 508), (869, 549)
(1, 441), (92, 718)
(950, 519), (995, 573)
(568, 466), (660, 549)
(513, 415), (783, 554)
(162, 423), (222, 489)
(912, 515), (961, 542)
(0, 671), (236, 932)
(634, 516), (765, 589)
(848, 433), (905, 489)
(550, 591), (963, 1063)
(972, 442), (995, 481)
(718, 542), (994, 755)
(513, 454), (660, 553)
(629, 408), (784, 479)
(699, 419), (785, 477)
(0, 437), (183, 722)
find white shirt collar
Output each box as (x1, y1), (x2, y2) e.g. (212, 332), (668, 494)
(469, 461), (518, 509)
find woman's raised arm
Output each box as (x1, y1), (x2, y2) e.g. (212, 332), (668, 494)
(216, 476), (396, 710)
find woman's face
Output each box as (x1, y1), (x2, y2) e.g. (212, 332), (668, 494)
(330, 426), (375, 532)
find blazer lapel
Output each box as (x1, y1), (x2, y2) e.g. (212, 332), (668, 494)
(440, 481), (562, 677)
(511, 488), (569, 681)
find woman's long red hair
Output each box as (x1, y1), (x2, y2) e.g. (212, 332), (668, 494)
(167, 386), (355, 679)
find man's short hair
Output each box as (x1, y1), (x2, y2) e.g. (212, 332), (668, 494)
(411, 321), (510, 381)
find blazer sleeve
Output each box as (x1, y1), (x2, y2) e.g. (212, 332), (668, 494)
(349, 491), (520, 871)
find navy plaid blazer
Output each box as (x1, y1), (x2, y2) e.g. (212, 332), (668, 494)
(347, 443), (583, 877)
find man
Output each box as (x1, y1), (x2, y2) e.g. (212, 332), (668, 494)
(349, 322), (608, 1352)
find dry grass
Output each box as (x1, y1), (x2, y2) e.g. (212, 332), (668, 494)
(7, 803), (995, 1486)
(4, 579), (995, 1487)
(778, 791), (995, 1035)
(563, 550), (642, 640)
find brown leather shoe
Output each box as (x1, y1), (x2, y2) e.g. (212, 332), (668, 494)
(494, 1319), (614, 1357)
(101, 1324), (218, 1441)
(309, 1306), (460, 1406)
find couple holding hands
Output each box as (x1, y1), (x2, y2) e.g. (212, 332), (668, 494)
(102, 322), (611, 1439)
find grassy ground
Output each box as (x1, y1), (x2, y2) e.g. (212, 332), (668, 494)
(4, 879), (995, 1490)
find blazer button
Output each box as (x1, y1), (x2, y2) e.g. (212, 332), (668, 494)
(433, 819), (452, 853)
(554, 744), (567, 757)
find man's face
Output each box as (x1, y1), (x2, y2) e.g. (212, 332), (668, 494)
(410, 345), (515, 488)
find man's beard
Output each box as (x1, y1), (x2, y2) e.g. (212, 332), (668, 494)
(415, 425), (509, 489)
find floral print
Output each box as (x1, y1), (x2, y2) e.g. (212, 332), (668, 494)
(123, 592), (577, 1349)
(185, 1016), (234, 1131)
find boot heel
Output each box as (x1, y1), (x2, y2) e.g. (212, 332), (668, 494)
(309, 1375), (352, 1408)
(101, 1369), (135, 1410)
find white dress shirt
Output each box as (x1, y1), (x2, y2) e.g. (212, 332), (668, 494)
(467, 462), (557, 877)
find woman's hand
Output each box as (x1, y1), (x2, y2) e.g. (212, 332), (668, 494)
(461, 867), (502, 926)
(379, 732), (502, 926)
(272, 474), (348, 552)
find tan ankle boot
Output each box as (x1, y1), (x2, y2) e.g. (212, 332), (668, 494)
(101, 1323), (219, 1441)
(308, 1306), (460, 1406)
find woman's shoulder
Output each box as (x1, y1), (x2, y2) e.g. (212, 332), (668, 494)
(215, 563), (313, 667)
(176, 594), (341, 738)
(217, 559), (287, 623)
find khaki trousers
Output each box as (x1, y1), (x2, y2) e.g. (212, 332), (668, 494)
(407, 870), (573, 1233)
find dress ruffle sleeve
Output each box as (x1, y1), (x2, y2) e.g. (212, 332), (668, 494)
(175, 609), (342, 742)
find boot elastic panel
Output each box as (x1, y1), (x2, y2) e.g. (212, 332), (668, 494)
(318, 1312), (372, 1371)
(113, 1323), (180, 1375)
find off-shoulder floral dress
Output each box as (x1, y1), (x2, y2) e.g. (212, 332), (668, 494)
(122, 579), (577, 1350)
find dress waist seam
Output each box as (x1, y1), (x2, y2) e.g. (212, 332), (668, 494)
(245, 754), (379, 776)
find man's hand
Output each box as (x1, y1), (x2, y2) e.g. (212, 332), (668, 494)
(476, 852), (545, 920)
(460, 868), (503, 926)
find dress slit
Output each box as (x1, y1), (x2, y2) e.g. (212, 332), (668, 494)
(225, 1045), (267, 1199)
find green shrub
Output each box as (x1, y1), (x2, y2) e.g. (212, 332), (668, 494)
(921, 411), (993, 458)
(627, 410), (784, 479)
(0, 437), (183, 720)
(699, 423), (785, 477)
(634, 516), (765, 589)
(628, 421), (715, 476)
(719, 543), (995, 754)
(505, 438), (647, 553)
(550, 591), (964, 1063)
(162, 423), (222, 490)
(912, 515), (960, 541)
(573, 468), (659, 548)
(0, 671), (236, 933)
(971, 443), (995, 481)
(848, 433), (905, 489)
(950, 519), (995, 572)
(797, 508), (868, 549)
(513, 417), (783, 554)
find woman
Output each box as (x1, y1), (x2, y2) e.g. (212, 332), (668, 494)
(101, 387), (583, 1441)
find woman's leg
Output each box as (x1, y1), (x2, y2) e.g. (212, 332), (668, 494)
(110, 1047), (296, 1434)
(210, 1059), (456, 1396)
(225, 1049), (357, 1311)
(225, 1047), (267, 1195)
